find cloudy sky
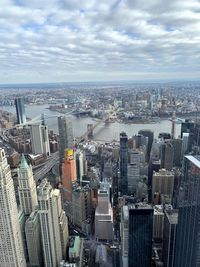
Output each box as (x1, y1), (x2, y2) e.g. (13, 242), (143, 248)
(1, 0), (200, 83)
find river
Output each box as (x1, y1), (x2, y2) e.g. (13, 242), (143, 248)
(2, 104), (181, 141)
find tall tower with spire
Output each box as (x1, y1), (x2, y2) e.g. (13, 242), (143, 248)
(0, 148), (26, 267)
(18, 154), (38, 216)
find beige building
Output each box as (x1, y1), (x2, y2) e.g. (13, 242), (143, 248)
(0, 148), (26, 267)
(37, 179), (68, 267)
(152, 169), (174, 204)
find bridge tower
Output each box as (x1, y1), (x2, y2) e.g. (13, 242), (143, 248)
(87, 124), (93, 139)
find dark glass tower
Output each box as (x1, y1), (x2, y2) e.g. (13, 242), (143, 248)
(175, 155), (200, 267)
(15, 98), (26, 124)
(128, 204), (153, 267)
(138, 130), (154, 162)
(119, 132), (128, 195)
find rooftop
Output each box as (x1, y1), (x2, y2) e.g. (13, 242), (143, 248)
(186, 155), (200, 169)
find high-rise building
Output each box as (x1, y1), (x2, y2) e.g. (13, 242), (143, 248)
(132, 134), (148, 149)
(170, 139), (182, 167)
(120, 205), (129, 267)
(95, 189), (113, 242)
(153, 205), (164, 241)
(181, 133), (190, 158)
(18, 154), (38, 216)
(30, 123), (50, 156)
(0, 148), (26, 267)
(37, 179), (68, 267)
(138, 129), (154, 161)
(75, 150), (85, 183)
(148, 159), (160, 202)
(152, 169), (174, 204)
(160, 142), (174, 171)
(62, 149), (77, 206)
(58, 116), (73, 162)
(181, 119), (194, 138)
(174, 156), (200, 267)
(25, 209), (43, 267)
(128, 163), (140, 195)
(163, 209), (178, 267)
(119, 132), (128, 195)
(15, 98), (26, 124)
(128, 203), (153, 267)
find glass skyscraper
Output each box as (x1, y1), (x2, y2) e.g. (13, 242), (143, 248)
(175, 155), (200, 267)
(128, 204), (153, 267)
(15, 98), (26, 124)
(119, 132), (128, 195)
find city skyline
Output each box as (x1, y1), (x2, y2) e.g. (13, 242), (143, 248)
(1, 0), (200, 83)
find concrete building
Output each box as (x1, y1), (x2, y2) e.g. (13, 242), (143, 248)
(0, 148), (26, 267)
(58, 116), (73, 162)
(25, 209), (43, 267)
(153, 205), (164, 241)
(75, 150), (85, 183)
(30, 123), (50, 156)
(72, 186), (91, 233)
(18, 154), (38, 216)
(160, 142), (174, 171)
(152, 169), (174, 204)
(163, 209), (178, 267)
(181, 132), (190, 158)
(68, 236), (84, 265)
(15, 98), (26, 124)
(120, 205), (129, 267)
(37, 179), (68, 267)
(138, 129), (154, 161)
(95, 189), (113, 242)
(127, 163), (140, 195)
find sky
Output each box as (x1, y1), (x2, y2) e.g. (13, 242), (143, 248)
(1, 0), (200, 84)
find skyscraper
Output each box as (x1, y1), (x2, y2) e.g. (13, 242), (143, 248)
(138, 129), (154, 162)
(0, 148), (26, 267)
(175, 156), (200, 267)
(163, 209), (178, 267)
(30, 123), (50, 156)
(58, 116), (73, 162)
(15, 98), (26, 124)
(37, 179), (68, 267)
(119, 132), (128, 195)
(128, 204), (153, 267)
(160, 142), (174, 171)
(18, 154), (38, 216)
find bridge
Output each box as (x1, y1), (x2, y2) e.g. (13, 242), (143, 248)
(76, 115), (110, 144)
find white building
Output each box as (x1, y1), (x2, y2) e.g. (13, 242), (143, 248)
(120, 205), (129, 267)
(18, 154), (38, 216)
(30, 123), (50, 156)
(0, 148), (26, 267)
(38, 179), (68, 267)
(95, 189), (113, 242)
(25, 209), (43, 267)
(181, 132), (190, 158)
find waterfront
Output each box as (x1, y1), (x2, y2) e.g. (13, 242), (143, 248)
(2, 104), (181, 141)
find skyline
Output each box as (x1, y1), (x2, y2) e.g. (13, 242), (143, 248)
(1, 0), (200, 83)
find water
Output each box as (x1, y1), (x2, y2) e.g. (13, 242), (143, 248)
(2, 104), (181, 141)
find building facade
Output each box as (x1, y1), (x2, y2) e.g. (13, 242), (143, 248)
(15, 98), (26, 124)
(120, 132), (128, 195)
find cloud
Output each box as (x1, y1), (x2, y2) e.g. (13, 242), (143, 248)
(0, 0), (199, 83)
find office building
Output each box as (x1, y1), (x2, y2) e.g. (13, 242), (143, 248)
(0, 148), (26, 267)
(58, 116), (73, 162)
(181, 119), (194, 138)
(148, 159), (160, 202)
(95, 189), (113, 242)
(30, 123), (50, 156)
(37, 179), (68, 267)
(62, 149), (77, 205)
(68, 236), (84, 264)
(25, 209), (43, 267)
(170, 139), (182, 167)
(119, 132), (128, 195)
(18, 154), (38, 216)
(152, 169), (174, 204)
(153, 205), (164, 241)
(129, 203), (153, 267)
(120, 206), (129, 267)
(75, 150), (85, 183)
(15, 98), (26, 124)
(132, 134), (148, 149)
(128, 163), (139, 195)
(138, 129), (154, 161)
(175, 156), (200, 267)
(181, 132), (190, 157)
(160, 142), (174, 171)
(163, 209), (178, 267)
